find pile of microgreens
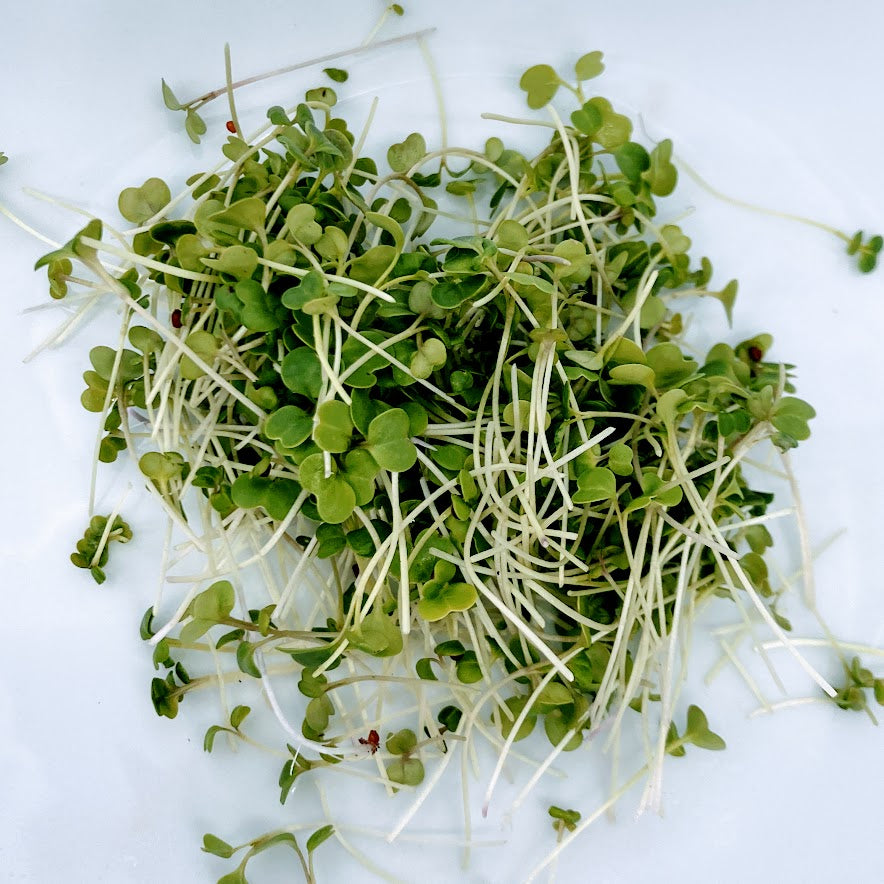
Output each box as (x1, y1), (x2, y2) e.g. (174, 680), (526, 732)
(22, 31), (884, 884)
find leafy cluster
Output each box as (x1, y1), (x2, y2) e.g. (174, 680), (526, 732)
(70, 514), (132, 583)
(40, 48), (862, 882)
(846, 229), (883, 273)
(832, 656), (884, 717)
(201, 825), (334, 884)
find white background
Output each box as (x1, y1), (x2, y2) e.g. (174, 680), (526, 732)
(2, 1), (883, 882)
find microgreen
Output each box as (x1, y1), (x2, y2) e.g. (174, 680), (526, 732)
(180, 580), (235, 643)
(159, 26), (435, 144)
(548, 805), (581, 835)
(832, 656), (883, 719)
(345, 604), (403, 657)
(846, 229), (883, 273)
(70, 514), (132, 584)
(25, 32), (880, 884)
(417, 560), (478, 622)
(201, 824), (334, 884)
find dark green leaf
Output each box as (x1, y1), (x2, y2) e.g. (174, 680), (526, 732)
(281, 348), (323, 399)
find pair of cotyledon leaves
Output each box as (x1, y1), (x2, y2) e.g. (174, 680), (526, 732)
(266, 405), (416, 524)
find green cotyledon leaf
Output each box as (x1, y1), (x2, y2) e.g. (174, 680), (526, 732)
(365, 408), (417, 472)
(313, 400), (354, 453)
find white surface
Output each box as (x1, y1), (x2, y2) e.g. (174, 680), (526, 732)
(2, 2), (883, 882)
